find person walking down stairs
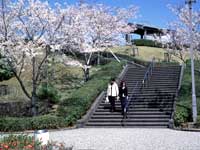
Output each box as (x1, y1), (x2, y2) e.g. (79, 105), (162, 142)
(106, 78), (119, 112)
(119, 81), (128, 116)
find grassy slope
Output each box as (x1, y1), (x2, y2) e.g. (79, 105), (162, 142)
(0, 63), (84, 102)
(0, 78), (29, 102)
(0, 62), (107, 102)
(0, 46), (174, 102)
(175, 61), (200, 126)
(111, 45), (189, 63)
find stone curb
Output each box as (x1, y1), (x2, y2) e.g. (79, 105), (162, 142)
(0, 126), (78, 135)
(173, 127), (200, 132)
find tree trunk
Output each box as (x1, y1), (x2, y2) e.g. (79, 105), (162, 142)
(32, 57), (37, 116)
(83, 66), (90, 82)
(31, 92), (37, 116)
(97, 52), (100, 65)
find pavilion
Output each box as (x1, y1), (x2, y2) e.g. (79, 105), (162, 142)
(125, 23), (169, 43)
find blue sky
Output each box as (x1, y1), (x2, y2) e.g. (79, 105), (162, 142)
(50, 0), (200, 29)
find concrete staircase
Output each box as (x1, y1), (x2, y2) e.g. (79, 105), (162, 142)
(83, 64), (181, 128)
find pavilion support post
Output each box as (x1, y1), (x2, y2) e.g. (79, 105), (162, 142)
(141, 34), (144, 39)
(144, 30), (147, 39)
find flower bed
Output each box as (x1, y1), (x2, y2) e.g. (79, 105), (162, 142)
(0, 134), (73, 150)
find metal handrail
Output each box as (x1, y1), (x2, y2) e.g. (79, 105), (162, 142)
(142, 58), (155, 88)
(121, 58), (155, 125)
(97, 53), (146, 68)
(121, 81), (139, 125)
(169, 64), (184, 128)
(126, 81), (139, 111)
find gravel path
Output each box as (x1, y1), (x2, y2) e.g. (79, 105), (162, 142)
(49, 128), (200, 150)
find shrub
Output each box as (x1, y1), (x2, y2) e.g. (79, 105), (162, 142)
(0, 58), (13, 81)
(30, 115), (66, 129)
(132, 39), (162, 48)
(37, 83), (61, 104)
(0, 115), (67, 132)
(174, 106), (191, 126)
(195, 116), (200, 127)
(0, 117), (31, 132)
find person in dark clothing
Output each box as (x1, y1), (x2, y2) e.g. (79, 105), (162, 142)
(119, 81), (128, 116)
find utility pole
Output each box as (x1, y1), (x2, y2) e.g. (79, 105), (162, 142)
(185, 0), (197, 123)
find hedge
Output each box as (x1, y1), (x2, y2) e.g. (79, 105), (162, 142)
(0, 58), (13, 81)
(195, 116), (200, 127)
(0, 115), (67, 132)
(132, 39), (162, 48)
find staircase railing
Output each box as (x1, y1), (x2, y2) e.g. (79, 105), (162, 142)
(98, 52), (146, 68)
(169, 63), (185, 128)
(121, 58), (155, 125)
(142, 57), (155, 88)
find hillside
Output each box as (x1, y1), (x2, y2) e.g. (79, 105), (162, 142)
(111, 45), (189, 63)
(0, 46), (192, 103)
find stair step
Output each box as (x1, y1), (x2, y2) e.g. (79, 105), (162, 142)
(98, 105), (173, 109)
(99, 103), (174, 107)
(95, 108), (172, 112)
(85, 122), (169, 127)
(99, 102), (173, 105)
(131, 94), (176, 96)
(98, 104), (173, 109)
(93, 111), (171, 115)
(128, 99), (174, 102)
(91, 115), (171, 119)
(100, 102), (174, 105)
(100, 99), (174, 103)
(88, 118), (170, 122)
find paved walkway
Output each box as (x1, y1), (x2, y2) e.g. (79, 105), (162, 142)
(50, 128), (200, 150)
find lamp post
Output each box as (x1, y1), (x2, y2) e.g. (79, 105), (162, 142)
(185, 0), (197, 123)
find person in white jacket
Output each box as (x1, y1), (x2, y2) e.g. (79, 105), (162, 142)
(106, 78), (119, 112)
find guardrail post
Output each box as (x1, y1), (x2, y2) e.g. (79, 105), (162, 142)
(178, 63), (185, 91)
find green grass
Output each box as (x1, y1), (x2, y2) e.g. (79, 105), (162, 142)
(0, 77), (29, 102)
(137, 46), (165, 61)
(57, 61), (124, 120)
(0, 63), (87, 102)
(174, 60), (200, 126)
(0, 58), (104, 102)
(110, 45), (189, 63)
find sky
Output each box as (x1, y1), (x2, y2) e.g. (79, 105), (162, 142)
(50, 0), (200, 29)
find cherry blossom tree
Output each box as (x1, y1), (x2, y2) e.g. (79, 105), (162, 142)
(160, 5), (200, 63)
(61, 3), (138, 81)
(0, 0), (138, 115)
(0, 0), (65, 116)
